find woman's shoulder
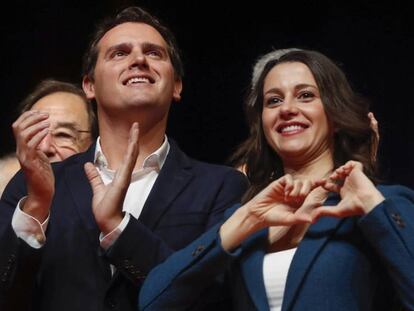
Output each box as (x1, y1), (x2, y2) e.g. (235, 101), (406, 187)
(377, 184), (414, 201)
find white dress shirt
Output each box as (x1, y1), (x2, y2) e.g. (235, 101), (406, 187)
(11, 137), (170, 251)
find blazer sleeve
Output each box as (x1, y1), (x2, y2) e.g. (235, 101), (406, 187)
(0, 171), (42, 311)
(103, 169), (248, 284)
(138, 218), (242, 310)
(358, 185), (414, 310)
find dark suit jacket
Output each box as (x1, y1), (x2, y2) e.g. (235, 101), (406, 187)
(139, 185), (414, 310)
(0, 140), (248, 311)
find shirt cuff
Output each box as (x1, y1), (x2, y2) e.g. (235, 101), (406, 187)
(100, 213), (130, 250)
(11, 197), (49, 249)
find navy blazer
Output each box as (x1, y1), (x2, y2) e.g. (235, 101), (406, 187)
(140, 185), (414, 310)
(0, 140), (248, 311)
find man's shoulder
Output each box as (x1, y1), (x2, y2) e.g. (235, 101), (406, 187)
(168, 140), (247, 183)
(190, 158), (242, 176)
(170, 140), (237, 170)
(181, 158), (249, 192)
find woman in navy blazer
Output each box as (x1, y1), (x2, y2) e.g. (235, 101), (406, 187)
(139, 49), (414, 310)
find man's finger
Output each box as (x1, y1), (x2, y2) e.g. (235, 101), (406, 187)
(113, 122), (139, 187)
(13, 111), (49, 135)
(26, 127), (49, 149)
(84, 162), (105, 194)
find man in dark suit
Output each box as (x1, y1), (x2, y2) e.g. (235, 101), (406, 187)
(0, 7), (247, 311)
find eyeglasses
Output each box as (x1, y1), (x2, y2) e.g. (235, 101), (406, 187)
(49, 127), (91, 150)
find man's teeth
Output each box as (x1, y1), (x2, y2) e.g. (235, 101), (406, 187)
(126, 77), (150, 85)
(281, 125), (305, 133)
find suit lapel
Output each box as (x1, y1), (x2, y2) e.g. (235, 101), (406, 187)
(239, 229), (270, 310)
(139, 140), (193, 229)
(64, 144), (112, 278)
(282, 194), (344, 311)
(64, 145), (98, 245)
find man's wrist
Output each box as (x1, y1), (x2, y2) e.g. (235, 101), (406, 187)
(97, 213), (125, 236)
(21, 196), (50, 223)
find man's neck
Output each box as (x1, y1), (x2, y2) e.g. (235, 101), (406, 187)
(98, 118), (167, 171)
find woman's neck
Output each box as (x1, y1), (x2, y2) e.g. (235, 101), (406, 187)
(283, 148), (334, 181)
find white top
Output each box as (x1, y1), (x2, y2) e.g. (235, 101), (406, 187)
(263, 247), (297, 311)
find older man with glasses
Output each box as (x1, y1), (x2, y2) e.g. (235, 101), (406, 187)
(15, 79), (95, 162)
(0, 79), (95, 197)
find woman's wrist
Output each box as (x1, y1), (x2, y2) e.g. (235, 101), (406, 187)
(219, 205), (262, 251)
(360, 188), (385, 214)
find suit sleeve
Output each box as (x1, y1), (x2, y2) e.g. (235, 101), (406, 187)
(358, 185), (414, 310)
(138, 221), (241, 310)
(0, 171), (42, 311)
(103, 169), (248, 285)
(203, 169), (249, 228)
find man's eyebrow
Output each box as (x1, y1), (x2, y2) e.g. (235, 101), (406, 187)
(53, 122), (83, 132)
(103, 42), (168, 59)
(104, 43), (132, 58)
(142, 42), (168, 55)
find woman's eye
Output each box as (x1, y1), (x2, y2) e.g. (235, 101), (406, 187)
(266, 97), (283, 107)
(298, 92), (314, 100)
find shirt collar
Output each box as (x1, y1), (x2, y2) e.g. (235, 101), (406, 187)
(94, 135), (170, 174)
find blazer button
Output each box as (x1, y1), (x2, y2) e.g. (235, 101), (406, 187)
(391, 213), (405, 228)
(106, 299), (117, 309)
(191, 245), (205, 257)
(2, 272), (9, 281)
(8, 254), (16, 263)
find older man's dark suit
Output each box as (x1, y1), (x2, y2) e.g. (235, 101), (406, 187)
(0, 140), (248, 311)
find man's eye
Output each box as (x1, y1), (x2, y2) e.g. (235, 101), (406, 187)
(146, 50), (162, 58)
(113, 51), (126, 58)
(54, 132), (75, 139)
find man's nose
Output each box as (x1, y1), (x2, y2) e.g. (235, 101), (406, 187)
(129, 52), (149, 70)
(38, 132), (57, 159)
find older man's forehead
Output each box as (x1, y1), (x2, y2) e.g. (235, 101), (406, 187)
(31, 92), (90, 129)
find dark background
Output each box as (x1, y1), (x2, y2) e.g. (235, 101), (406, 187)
(1, 0), (413, 188)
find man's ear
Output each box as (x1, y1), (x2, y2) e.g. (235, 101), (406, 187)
(82, 76), (96, 100)
(172, 79), (183, 102)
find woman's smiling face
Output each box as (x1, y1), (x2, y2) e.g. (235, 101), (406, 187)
(261, 61), (333, 164)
